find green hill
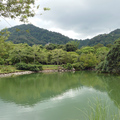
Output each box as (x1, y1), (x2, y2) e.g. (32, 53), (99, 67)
(87, 29), (120, 46)
(6, 24), (120, 47)
(7, 24), (73, 46)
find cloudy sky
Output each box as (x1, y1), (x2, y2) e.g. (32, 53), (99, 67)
(1, 0), (120, 40)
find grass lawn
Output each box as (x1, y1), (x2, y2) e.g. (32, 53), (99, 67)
(42, 65), (59, 70)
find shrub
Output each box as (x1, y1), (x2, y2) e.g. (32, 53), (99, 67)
(66, 63), (73, 70)
(62, 63), (73, 70)
(28, 64), (43, 71)
(16, 63), (28, 70)
(16, 63), (43, 71)
(37, 65), (43, 71)
(72, 62), (85, 71)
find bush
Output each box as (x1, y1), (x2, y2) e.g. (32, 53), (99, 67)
(28, 64), (43, 71)
(62, 63), (73, 70)
(16, 63), (43, 71)
(72, 62), (85, 71)
(16, 63), (28, 70)
(37, 65), (43, 71)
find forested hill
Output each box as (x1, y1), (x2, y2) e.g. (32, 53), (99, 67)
(87, 29), (120, 46)
(6, 24), (120, 47)
(7, 24), (73, 46)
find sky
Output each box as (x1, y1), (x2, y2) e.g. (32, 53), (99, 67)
(0, 0), (120, 40)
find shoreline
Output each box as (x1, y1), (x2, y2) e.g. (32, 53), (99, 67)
(0, 71), (34, 78)
(0, 69), (74, 78)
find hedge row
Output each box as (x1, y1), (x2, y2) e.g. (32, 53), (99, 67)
(16, 63), (43, 71)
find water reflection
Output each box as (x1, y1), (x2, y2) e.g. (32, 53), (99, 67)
(0, 71), (119, 107)
(0, 71), (120, 120)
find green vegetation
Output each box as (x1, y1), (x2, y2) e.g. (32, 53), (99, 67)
(0, 0), (49, 23)
(0, 65), (18, 73)
(79, 98), (120, 120)
(7, 24), (72, 46)
(62, 63), (73, 70)
(6, 24), (120, 48)
(0, 29), (117, 73)
(1, 24), (120, 74)
(42, 65), (58, 70)
(96, 38), (120, 74)
(16, 63), (42, 71)
(87, 29), (120, 46)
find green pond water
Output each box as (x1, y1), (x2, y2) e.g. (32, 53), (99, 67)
(0, 71), (120, 120)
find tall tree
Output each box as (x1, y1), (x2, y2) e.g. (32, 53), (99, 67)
(0, 29), (11, 64)
(96, 38), (120, 73)
(64, 43), (78, 52)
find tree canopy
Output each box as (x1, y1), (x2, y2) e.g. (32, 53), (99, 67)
(0, 0), (36, 22)
(96, 38), (120, 73)
(0, 0), (50, 22)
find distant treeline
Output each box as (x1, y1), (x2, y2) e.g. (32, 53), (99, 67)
(1, 25), (120, 74)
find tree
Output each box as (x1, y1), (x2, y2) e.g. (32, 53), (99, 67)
(0, 0), (49, 65)
(51, 49), (67, 65)
(106, 44), (113, 48)
(0, 0), (50, 22)
(93, 43), (104, 50)
(68, 41), (80, 48)
(67, 52), (79, 63)
(0, 29), (11, 64)
(96, 38), (120, 73)
(79, 53), (98, 69)
(96, 47), (109, 62)
(32, 45), (41, 64)
(45, 43), (57, 50)
(76, 46), (95, 55)
(64, 43), (77, 52)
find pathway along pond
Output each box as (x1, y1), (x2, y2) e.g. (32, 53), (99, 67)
(0, 71), (120, 120)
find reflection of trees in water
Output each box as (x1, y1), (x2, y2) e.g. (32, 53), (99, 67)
(0, 71), (119, 107)
(0, 72), (82, 106)
(99, 74), (120, 107)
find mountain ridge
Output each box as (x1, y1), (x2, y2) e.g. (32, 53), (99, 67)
(5, 24), (120, 47)
(7, 24), (73, 46)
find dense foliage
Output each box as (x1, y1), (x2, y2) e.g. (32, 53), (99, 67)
(0, 0), (36, 22)
(7, 24), (72, 46)
(16, 63), (42, 71)
(96, 38), (120, 74)
(5, 24), (120, 48)
(87, 29), (120, 46)
(0, 32), (112, 72)
(1, 25), (120, 73)
(0, 0), (50, 22)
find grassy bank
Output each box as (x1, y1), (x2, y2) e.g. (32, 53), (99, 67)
(0, 65), (21, 74)
(42, 65), (58, 70)
(0, 65), (59, 74)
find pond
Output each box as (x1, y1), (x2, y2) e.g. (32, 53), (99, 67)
(0, 71), (120, 120)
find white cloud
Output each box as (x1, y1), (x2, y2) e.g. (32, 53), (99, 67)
(1, 0), (120, 39)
